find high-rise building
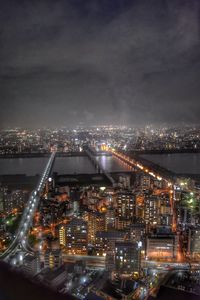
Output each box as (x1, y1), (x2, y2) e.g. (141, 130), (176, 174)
(144, 195), (159, 226)
(140, 175), (151, 190)
(119, 175), (130, 189)
(95, 230), (126, 256)
(115, 217), (132, 230)
(177, 207), (194, 227)
(105, 207), (115, 231)
(66, 218), (88, 255)
(129, 223), (145, 243)
(159, 193), (172, 225)
(85, 211), (106, 243)
(176, 191), (196, 227)
(1, 188), (28, 214)
(116, 192), (136, 219)
(144, 193), (173, 229)
(115, 241), (141, 275)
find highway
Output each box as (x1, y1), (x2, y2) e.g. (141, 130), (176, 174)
(111, 149), (172, 185)
(62, 253), (106, 269)
(63, 254), (200, 272)
(142, 259), (200, 270)
(111, 149), (197, 192)
(0, 151), (56, 262)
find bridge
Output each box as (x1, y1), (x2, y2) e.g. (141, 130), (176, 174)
(111, 149), (174, 186)
(85, 147), (116, 186)
(0, 151), (56, 262)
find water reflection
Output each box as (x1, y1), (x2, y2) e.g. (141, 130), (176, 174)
(96, 155), (132, 172)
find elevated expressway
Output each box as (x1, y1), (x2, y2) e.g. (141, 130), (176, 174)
(0, 151), (56, 262)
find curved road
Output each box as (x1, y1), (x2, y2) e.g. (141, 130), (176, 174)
(0, 151), (56, 261)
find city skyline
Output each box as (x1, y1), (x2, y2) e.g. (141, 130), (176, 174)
(1, 0), (200, 128)
(1, 1), (200, 299)
(1, 125), (200, 299)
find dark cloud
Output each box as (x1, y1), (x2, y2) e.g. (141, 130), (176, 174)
(0, 0), (200, 127)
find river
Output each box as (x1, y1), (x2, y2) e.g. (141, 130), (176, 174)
(140, 153), (200, 174)
(0, 157), (49, 176)
(0, 153), (199, 176)
(0, 155), (131, 176)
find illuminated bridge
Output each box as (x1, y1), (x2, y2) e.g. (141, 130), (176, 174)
(111, 150), (174, 186)
(0, 151), (56, 262)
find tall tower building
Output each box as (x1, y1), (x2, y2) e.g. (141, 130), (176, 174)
(116, 192), (136, 219)
(85, 211), (106, 243)
(144, 195), (159, 227)
(115, 192), (136, 230)
(66, 218), (88, 255)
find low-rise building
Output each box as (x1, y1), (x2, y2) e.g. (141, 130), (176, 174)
(188, 227), (200, 258)
(146, 234), (178, 259)
(44, 249), (62, 269)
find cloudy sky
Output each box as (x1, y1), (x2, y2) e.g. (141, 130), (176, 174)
(0, 0), (200, 128)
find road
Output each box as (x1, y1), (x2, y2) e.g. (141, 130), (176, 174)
(62, 253), (106, 269)
(142, 259), (200, 270)
(133, 263), (200, 300)
(111, 149), (173, 185)
(0, 151), (56, 262)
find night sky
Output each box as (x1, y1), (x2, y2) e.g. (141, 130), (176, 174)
(0, 0), (200, 128)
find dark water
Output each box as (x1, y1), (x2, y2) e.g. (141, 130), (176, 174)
(141, 153), (200, 174)
(53, 156), (96, 174)
(0, 155), (131, 176)
(53, 155), (131, 174)
(1, 154), (199, 176)
(0, 157), (49, 176)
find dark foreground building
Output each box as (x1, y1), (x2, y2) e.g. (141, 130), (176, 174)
(148, 286), (200, 300)
(0, 262), (75, 300)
